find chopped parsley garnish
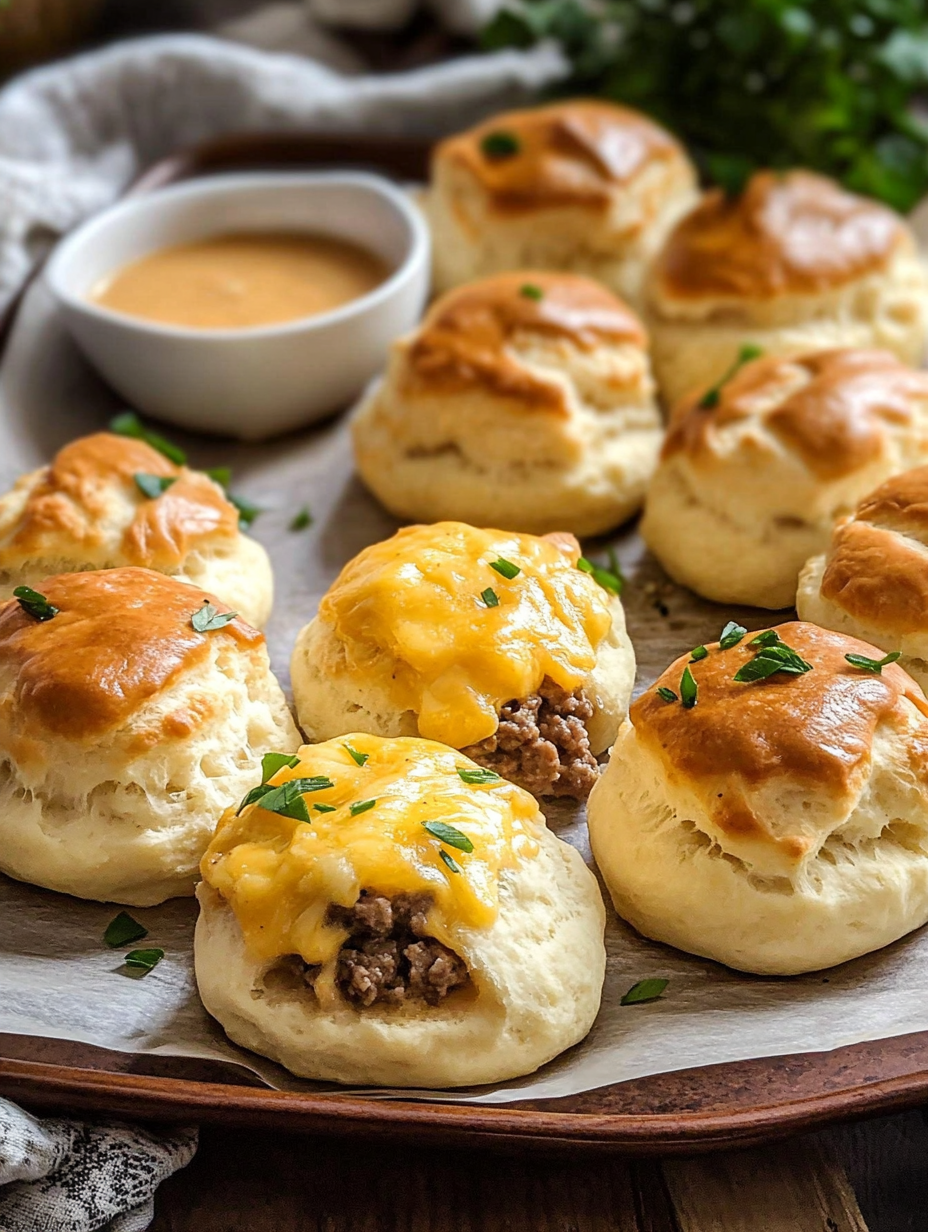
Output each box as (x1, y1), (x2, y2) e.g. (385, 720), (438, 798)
(680, 665), (698, 709)
(289, 506), (313, 531)
(481, 587), (500, 608)
(422, 820), (474, 853)
(238, 775), (334, 817)
(350, 798), (376, 816)
(481, 130), (520, 159)
(719, 621), (747, 650)
(13, 585), (58, 622)
(621, 978), (668, 1006)
(110, 411), (186, 465)
(205, 466), (231, 488)
(344, 743), (369, 767)
(191, 602), (238, 633)
(519, 283), (544, 301)
(227, 491), (261, 531)
(439, 849), (462, 874)
(260, 777), (334, 822)
(123, 948), (164, 975)
(690, 645), (708, 662)
(104, 912), (148, 948)
(577, 556), (623, 596)
(749, 630), (782, 647)
(698, 344), (764, 410)
(845, 650), (901, 674)
(134, 473), (176, 499)
(313, 802), (337, 813)
(734, 642), (813, 682)
(261, 752), (300, 783)
(489, 557), (521, 580)
(657, 686), (678, 703)
(458, 767), (501, 785)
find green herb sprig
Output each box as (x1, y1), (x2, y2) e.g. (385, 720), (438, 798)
(123, 948), (164, 976)
(621, 978), (668, 1006)
(577, 553), (623, 596)
(289, 506), (313, 531)
(698, 345), (764, 410)
(481, 1), (928, 211)
(846, 650), (902, 673)
(458, 767), (502, 785)
(110, 411), (186, 465)
(734, 634), (813, 683)
(191, 602), (238, 633)
(134, 473), (176, 499)
(719, 622), (747, 651)
(481, 130), (520, 159)
(520, 283), (544, 301)
(481, 587), (500, 608)
(489, 557), (521, 579)
(680, 665), (698, 708)
(104, 912), (148, 948)
(13, 586), (58, 622)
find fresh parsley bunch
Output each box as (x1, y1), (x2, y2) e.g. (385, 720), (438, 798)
(482, 0), (928, 210)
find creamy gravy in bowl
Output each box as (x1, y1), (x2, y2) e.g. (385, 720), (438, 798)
(90, 232), (389, 331)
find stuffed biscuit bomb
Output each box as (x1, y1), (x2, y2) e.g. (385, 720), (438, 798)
(641, 348), (928, 608)
(588, 622), (928, 975)
(798, 466), (928, 692)
(426, 99), (697, 304)
(0, 431), (272, 627)
(195, 734), (606, 1087)
(291, 523), (634, 800)
(352, 272), (663, 537)
(646, 170), (928, 407)
(0, 568), (298, 904)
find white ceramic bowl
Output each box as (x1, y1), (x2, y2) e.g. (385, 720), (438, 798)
(44, 172), (430, 441)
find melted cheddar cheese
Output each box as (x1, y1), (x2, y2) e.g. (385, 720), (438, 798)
(318, 523), (614, 748)
(201, 733), (542, 969)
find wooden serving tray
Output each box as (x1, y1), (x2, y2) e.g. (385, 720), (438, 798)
(2, 130), (928, 1153)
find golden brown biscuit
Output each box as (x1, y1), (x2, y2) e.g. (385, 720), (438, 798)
(0, 567), (298, 904)
(798, 465), (928, 691)
(641, 348), (928, 608)
(588, 621), (928, 974)
(646, 171), (928, 406)
(196, 733), (606, 1087)
(353, 272), (663, 537)
(0, 432), (273, 627)
(290, 522), (635, 800)
(425, 100), (697, 304)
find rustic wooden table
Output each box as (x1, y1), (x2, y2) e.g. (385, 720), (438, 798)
(15, 7), (928, 1229)
(148, 1113), (928, 1231)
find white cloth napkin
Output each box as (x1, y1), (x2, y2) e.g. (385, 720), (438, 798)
(0, 32), (566, 315)
(0, 1097), (197, 1231)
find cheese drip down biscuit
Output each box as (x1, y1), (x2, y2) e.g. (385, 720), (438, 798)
(425, 99), (697, 306)
(195, 733), (606, 1087)
(0, 432), (273, 628)
(798, 465), (928, 693)
(645, 170), (928, 408)
(0, 567), (299, 905)
(290, 522), (635, 800)
(352, 272), (664, 538)
(588, 622), (928, 975)
(641, 348), (928, 609)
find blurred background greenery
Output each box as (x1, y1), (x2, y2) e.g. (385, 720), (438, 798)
(3, 0), (928, 210)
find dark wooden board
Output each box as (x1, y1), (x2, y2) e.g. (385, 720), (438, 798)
(2, 129), (928, 1153)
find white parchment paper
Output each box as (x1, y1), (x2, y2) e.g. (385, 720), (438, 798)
(2, 277), (928, 1105)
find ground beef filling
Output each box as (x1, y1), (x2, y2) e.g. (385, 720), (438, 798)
(264, 892), (469, 1008)
(330, 891), (469, 1008)
(461, 676), (600, 800)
